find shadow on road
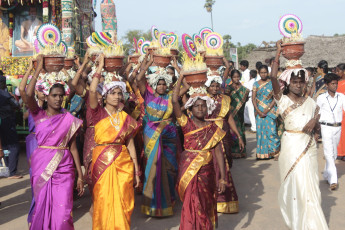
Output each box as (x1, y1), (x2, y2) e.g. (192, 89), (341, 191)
(218, 133), (271, 229)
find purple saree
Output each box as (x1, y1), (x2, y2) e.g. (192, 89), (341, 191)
(29, 108), (82, 230)
(26, 113), (37, 223)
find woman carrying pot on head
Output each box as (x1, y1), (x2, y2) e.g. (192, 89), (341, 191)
(70, 51), (104, 196)
(136, 54), (189, 217)
(26, 55), (84, 230)
(89, 54), (141, 230)
(173, 73), (226, 230)
(252, 65), (280, 160)
(19, 59), (47, 225)
(205, 66), (244, 213)
(225, 69), (250, 158)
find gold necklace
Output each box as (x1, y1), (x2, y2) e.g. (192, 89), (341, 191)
(105, 107), (121, 131)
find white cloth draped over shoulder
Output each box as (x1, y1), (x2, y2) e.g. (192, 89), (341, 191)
(275, 95), (328, 230)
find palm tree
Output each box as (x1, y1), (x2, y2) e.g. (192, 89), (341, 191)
(204, 0), (216, 30)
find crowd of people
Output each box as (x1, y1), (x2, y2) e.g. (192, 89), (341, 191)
(1, 39), (345, 230)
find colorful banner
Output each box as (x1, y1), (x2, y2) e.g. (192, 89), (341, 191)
(101, 0), (117, 38)
(12, 6), (43, 57)
(0, 11), (10, 57)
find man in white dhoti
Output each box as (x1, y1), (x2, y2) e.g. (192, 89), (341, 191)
(317, 73), (345, 190)
(271, 40), (328, 230)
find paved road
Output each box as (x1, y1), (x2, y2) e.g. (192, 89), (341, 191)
(1, 130), (345, 229)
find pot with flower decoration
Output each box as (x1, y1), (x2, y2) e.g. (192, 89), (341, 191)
(152, 54), (172, 68)
(204, 55), (224, 72)
(104, 56), (125, 72)
(129, 55), (140, 64)
(64, 58), (75, 70)
(184, 69), (208, 88)
(44, 55), (65, 73)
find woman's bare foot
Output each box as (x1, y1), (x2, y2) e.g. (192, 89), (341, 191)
(8, 174), (23, 179)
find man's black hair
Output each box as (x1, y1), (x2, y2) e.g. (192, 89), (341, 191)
(324, 73), (340, 84)
(239, 60), (249, 68)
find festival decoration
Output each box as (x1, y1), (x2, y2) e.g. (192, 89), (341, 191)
(140, 41), (150, 55)
(159, 32), (168, 47)
(133, 37), (138, 54)
(0, 57), (31, 76)
(181, 53), (208, 88)
(193, 34), (203, 45)
(151, 25), (159, 40)
(137, 37), (145, 50)
(60, 41), (68, 55)
(9, 12), (14, 56)
(101, 0), (117, 36)
(92, 32), (112, 47)
(204, 32), (223, 50)
(199, 27), (213, 40)
(86, 36), (98, 48)
(182, 34), (197, 58)
(43, 0), (49, 23)
(167, 34), (178, 48)
(0, 15), (10, 57)
(278, 14), (303, 38)
(37, 23), (62, 47)
(34, 39), (42, 54)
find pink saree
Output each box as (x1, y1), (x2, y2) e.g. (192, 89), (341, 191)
(30, 108), (82, 230)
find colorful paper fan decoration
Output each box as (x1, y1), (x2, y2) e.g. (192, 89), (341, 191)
(151, 26), (159, 40)
(278, 14), (303, 37)
(199, 27), (213, 40)
(159, 33), (169, 47)
(86, 36), (98, 48)
(167, 34), (178, 46)
(92, 32), (112, 47)
(60, 41), (68, 55)
(34, 39), (41, 53)
(140, 41), (150, 55)
(182, 34), (197, 58)
(137, 37), (145, 50)
(204, 32), (223, 50)
(36, 23), (62, 47)
(193, 34), (203, 45)
(133, 37), (138, 53)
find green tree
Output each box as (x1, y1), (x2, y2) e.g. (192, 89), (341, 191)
(223, 34), (235, 60)
(121, 30), (152, 56)
(237, 43), (257, 61)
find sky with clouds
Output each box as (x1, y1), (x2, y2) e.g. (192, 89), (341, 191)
(95, 0), (345, 46)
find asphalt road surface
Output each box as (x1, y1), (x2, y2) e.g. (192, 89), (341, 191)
(1, 130), (345, 229)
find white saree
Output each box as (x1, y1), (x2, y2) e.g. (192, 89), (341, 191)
(276, 95), (328, 230)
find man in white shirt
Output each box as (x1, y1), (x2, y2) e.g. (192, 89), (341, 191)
(244, 70), (259, 132)
(239, 60), (250, 85)
(317, 73), (345, 190)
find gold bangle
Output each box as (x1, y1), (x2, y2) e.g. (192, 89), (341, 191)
(77, 177), (85, 183)
(219, 179), (227, 185)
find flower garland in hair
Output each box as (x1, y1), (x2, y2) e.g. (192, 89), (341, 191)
(9, 12), (13, 56)
(147, 66), (173, 90)
(40, 71), (70, 83)
(104, 72), (123, 84)
(66, 68), (76, 79)
(87, 65), (105, 83)
(187, 86), (208, 96)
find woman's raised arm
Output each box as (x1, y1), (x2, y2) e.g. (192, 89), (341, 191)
(172, 72), (185, 118)
(26, 55), (43, 113)
(136, 54), (153, 96)
(271, 40), (282, 96)
(89, 54), (104, 109)
(19, 59), (34, 104)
